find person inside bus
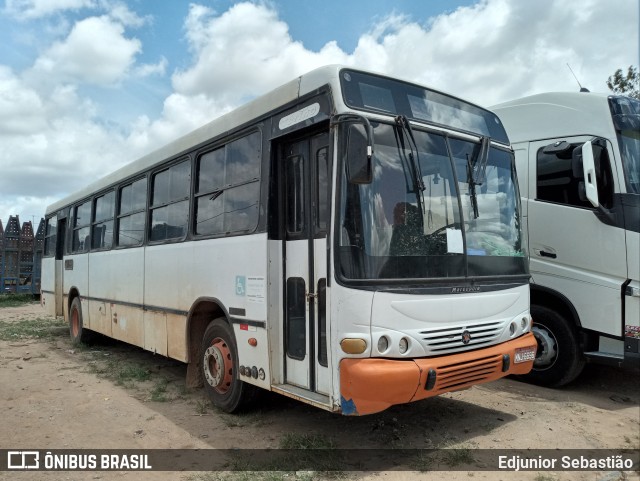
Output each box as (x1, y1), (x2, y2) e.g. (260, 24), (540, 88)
(389, 202), (428, 256)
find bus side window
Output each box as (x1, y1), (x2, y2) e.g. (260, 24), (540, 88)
(92, 191), (115, 250)
(44, 216), (57, 257)
(150, 160), (190, 242)
(195, 131), (261, 236)
(72, 200), (91, 253)
(117, 178), (147, 247)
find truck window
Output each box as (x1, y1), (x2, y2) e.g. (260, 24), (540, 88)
(536, 142), (614, 209)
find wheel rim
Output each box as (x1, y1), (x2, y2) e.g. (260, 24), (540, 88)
(71, 308), (79, 338)
(203, 337), (233, 394)
(532, 324), (558, 371)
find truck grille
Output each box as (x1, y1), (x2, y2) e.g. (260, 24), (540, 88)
(419, 321), (503, 352)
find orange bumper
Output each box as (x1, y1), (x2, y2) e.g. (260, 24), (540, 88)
(339, 332), (536, 415)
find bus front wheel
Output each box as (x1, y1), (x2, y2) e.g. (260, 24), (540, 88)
(201, 318), (256, 413)
(69, 297), (93, 344)
(521, 305), (585, 387)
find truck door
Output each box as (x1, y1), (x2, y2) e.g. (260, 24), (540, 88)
(527, 137), (627, 337)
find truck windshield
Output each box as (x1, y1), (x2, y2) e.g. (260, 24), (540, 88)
(610, 96), (640, 194)
(338, 121), (527, 281)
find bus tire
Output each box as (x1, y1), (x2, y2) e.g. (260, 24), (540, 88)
(521, 305), (585, 387)
(201, 318), (256, 413)
(69, 297), (93, 344)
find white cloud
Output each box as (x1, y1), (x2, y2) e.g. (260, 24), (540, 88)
(0, 66), (47, 134)
(342, 0), (638, 104)
(133, 57), (168, 78)
(173, 2), (350, 103)
(5, 0), (95, 19)
(29, 16), (142, 86)
(104, 1), (150, 28)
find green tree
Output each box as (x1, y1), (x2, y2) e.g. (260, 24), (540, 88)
(606, 66), (639, 99)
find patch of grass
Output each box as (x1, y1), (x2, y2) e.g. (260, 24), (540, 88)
(0, 293), (37, 308)
(181, 436), (346, 481)
(195, 400), (209, 414)
(411, 450), (437, 472)
(150, 378), (169, 402)
(0, 317), (67, 341)
(440, 447), (475, 468)
(219, 411), (269, 428)
(87, 358), (151, 387)
(279, 433), (335, 450)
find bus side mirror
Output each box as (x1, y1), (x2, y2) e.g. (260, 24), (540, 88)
(346, 124), (373, 184)
(580, 140), (600, 208)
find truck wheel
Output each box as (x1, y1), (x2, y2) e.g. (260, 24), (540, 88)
(69, 297), (94, 344)
(201, 318), (256, 413)
(522, 305), (585, 387)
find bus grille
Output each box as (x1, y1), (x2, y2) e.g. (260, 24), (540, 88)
(419, 321), (503, 352)
(435, 354), (503, 391)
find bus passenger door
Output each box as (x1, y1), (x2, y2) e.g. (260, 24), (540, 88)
(282, 131), (331, 396)
(55, 218), (66, 317)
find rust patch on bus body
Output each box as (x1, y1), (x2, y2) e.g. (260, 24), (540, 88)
(340, 332), (536, 415)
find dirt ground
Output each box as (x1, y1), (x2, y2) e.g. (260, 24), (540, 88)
(0, 303), (638, 481)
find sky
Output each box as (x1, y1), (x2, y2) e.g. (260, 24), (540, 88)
(0, 0), (638, 227)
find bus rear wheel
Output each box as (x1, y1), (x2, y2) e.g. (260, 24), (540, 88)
(520, 305), (585, 387)
(69, 297), (93, 344)
(201, 318), (256, 413)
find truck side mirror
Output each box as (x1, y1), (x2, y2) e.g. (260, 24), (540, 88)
(581, 140), (600, 208)
(346, 124), (373, 184)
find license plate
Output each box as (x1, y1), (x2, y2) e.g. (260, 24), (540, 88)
(515, 346), (536, 363)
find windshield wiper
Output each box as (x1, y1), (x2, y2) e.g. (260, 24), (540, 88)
(395, 115), (426, 219)
(466, 136), (490, 219)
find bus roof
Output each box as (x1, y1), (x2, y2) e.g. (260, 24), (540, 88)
(491, 91), (616, 144)
(46, 64), (346, 216)
(46, 64), (500, 216)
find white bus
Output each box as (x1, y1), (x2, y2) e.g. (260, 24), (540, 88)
(41, 66), (536, 415)
(492, 93), (640, 386)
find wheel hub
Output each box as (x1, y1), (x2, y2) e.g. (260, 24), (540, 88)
(203, 338), (233, 394)
(532, 325), (557, 369)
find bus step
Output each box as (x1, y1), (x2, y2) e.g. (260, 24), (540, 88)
(271, 384), (335, 412)
(584, 351), (624, 367)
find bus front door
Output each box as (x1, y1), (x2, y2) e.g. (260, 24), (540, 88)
(282, 131), (331, 396)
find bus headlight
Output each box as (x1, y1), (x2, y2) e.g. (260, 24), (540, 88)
(509, 322), (516, 336)
(521, 317), (528, 331)
(399, 337), (409, 354)
(377, 336), (389, 353)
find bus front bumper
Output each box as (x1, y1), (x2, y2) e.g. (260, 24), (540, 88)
(339, 332), (536, 415)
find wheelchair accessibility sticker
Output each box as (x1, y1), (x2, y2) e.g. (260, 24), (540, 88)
(235, 276), (246, 296)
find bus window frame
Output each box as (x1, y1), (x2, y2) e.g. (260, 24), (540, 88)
(43, 215), (58, 258)
(192, 128), (263, 240)
(71, 199), (92, 254)
(90, 189), (116, 252)
(115, 175), (149, 249)
(148, 156), (193, 245)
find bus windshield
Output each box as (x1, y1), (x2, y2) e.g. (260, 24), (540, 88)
(338, 121), (527, 281)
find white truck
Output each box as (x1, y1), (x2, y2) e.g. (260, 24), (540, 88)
(492, 92), (640, 386)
